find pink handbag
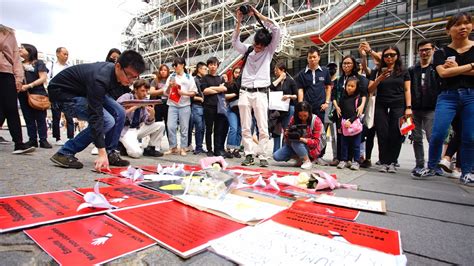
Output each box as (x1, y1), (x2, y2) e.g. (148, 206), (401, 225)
(341, 118), (363, 136)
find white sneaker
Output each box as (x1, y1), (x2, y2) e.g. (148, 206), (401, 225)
(337, 161), (348, 169)
(54, 139), (65, 146)
(91, 147), (99, 155)
(438, 159), (452, 173)
(447, 169), (461, 179)
(301, 160), (312, 170)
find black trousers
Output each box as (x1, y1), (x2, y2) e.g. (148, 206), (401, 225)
(52, 106), (74, 140)
(204, 105), (228, 153)
(362, 125), (376, 160)
(0, 73), (23, 144)
(374, 103), (405, 165)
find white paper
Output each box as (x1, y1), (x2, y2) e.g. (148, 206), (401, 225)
(269, 91), (290, 111)
(314, 194), (386, 213)
(176, 194), (286, 223)
(210, 220), (406, 266)
(252, 175), (266, 187)
(120, 166), (144, 181)
(143, 174), (182, 181)
(77, 182), (115, 211)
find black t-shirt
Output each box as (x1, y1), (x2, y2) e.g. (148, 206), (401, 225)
(433, 46), (474, 90)
(370, 68), (410, 106)
(225, 81), (240, 102)
(270, 76), (298, 106)
(201, 75), (225, 107)
(23, 60), (48, 94)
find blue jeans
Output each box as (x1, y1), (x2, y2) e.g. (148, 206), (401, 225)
(226, 107), (241, 150)
(57, 96), (125, 155)
(191, 104), (205, 151)
(341, 133), (361, 162)
(273, 105), (295, 153)
(167, 105), (191, 149)
(273, 141), (309, 161)
(428, 89), (474, 176)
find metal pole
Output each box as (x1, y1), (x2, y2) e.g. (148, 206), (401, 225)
(408, 0), (414, 67)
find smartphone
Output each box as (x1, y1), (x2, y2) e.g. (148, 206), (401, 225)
(381, 67), (388, 72)
(360, 38), (366, 43)
(447, 56), (456, 61)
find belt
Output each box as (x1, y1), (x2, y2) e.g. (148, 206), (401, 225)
(241, 86), (269, 93)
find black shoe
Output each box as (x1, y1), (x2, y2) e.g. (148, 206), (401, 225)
(27, 139), (38, 148)
(143, 146), (163, 157)
(0, 136), (10, 144)
(108, 151), (130, 166)
(12, 143), (35, 154)
(50, 152), (83, 169)
(360, 159), (372, 168)
(193, 149), (205, 155)
(260, 159), (269, 167)
(206, 151), (215, 157)
(118, 142), (128, 156)
(241, 155), (254, 166)
(232, 150), (242, 158)
(39, 139), (52, 149)
(215, 150), (233, 159)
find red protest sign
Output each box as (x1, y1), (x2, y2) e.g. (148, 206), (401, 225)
(96, 177), (139, 186)
(0, 191), (104, 233)
(140, 164), (202, 173)
(109, 201), (246, 258)
(75, 184), (171, 209)
(272, 209), (402, 255)
(25, 215), (155, 265)
(289, 200), (360, 221)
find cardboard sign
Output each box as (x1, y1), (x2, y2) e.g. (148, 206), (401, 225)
(25, 215), (155, 265)
(139, 180), (185, 196)
(290, 200), (360, 221)
(272, 209), (402, 255)
(109, 201), (246, 258)
(0, 191), (105, 233)
(314, 194), (387, 213)
(210, 220), (406, 266)
(75, 185), (171, 209)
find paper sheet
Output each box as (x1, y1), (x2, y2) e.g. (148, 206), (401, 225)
(268, 91), (290, 111)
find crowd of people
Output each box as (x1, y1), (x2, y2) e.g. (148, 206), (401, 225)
(0, 9), (472, 186)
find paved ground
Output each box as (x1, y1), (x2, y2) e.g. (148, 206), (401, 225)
(0, 128), (473, 265)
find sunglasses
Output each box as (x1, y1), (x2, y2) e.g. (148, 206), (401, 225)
(383, 53), (398, 58)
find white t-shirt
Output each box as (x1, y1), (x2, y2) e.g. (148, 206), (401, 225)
(163, 72), (198, 107)
(47, 61), (69, 82)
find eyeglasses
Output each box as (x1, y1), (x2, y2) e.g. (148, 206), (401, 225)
(383, 53), (397, 58)
(418, 48), (433, 53)
(121, 67), (139, 82)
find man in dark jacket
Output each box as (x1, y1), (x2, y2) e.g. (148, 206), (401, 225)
(48, 50), (145, 170)
(408, 40), (440, 173)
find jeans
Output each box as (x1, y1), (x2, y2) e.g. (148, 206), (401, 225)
(428, 89), (474, 176)
(375, 103), (405, 165)
(191, 104), (205, 151)
(204, 105), (229, 153)
(273, 105), (294, 153)
(52, 106), (74, 140)
(412, 109), (434, 168)
(57, 96), (125, 155)
(18, 90), (48, 141)
(167, 105), (191, 149)
(341, 133), (361, 162)
(226, 107), (241, 150)
(273, 141), (309, 161)
(0, 73), (23, 144)
(445, 114), (461, 169)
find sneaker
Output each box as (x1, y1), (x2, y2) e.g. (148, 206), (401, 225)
(118, 142), (128, 156)
(292, 159), (303, 167)
(447, 169), (461, 179)
(387, 163), (397, 173)
(315, 158), (329, 166)
(12, 143), (35, 154)
(108, 151), (130, 167)
(411, 167), (423, 174)
(375, 160), (381, 166)
(54, 139), (65, 146)
(337, 161), (348, 169)
(438, 159), (453, 174)
(184, 145), (193, 152)
(39, 140), (52, 149)
(350, 162), (360, 170)
(379, 164), (388, 173)
(301, 160), (312, 170)
(242, 155), (255, 166)
(0, 136), (10, 144)
(329, 159), (340, 167)
(232, 150), (242, 158)
(394, 162), (400, 168)
(143, 146), (163, 157)
(412, 168), (436, 179)
(360, 159), (372, 168)
(50, 153), (83, 169)
(460, 173), (474, 187)
(260, 159), (269, 167)
(164, 147), (179, 155)
(91, 147), (99, 155)
(193, 149), (205, 155)
(27, 139), (38, 148)
(180, 149), (187, 156)
(206, 151), (215, 157)
(218, 151), (233, 159)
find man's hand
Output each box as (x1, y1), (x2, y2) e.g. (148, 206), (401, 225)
(236, 9), (243, 22)
(320, 102), (329, 111)
(299, 137), (308, 144)
(95, 148), (110, 171)
(146, 105), (155, 117)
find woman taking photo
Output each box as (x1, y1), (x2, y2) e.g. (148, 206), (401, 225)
(368, 46), (411, 173)
(273, 101), (324, 170)
(414, 13), (473, 186)
(18, 43), (52, 149)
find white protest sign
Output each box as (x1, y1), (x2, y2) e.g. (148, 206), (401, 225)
(314, 194), (386, 213)
(269, 91), (290, 111)
(210, 220), (406, 266)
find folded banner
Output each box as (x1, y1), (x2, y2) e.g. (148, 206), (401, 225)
(0, 191), (105, 233)
(109, 201), (246, 258)
(25, 215), (155, 265)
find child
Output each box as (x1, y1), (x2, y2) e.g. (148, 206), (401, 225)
(333, 76), (364, 170)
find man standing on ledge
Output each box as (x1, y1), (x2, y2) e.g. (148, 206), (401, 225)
(232, 5), (281, 167)
(48, 50), (145, 170)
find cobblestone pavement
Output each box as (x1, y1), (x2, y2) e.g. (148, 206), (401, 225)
(0, 129), (472, 265)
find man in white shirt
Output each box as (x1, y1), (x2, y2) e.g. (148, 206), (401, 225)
(48, 47), (74, 145)
(232, 6), (281, 167)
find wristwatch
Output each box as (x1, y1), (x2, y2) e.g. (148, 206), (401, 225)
(406, 106), (412, 109)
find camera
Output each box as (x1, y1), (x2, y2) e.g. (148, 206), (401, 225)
(287, 124), (306, 140)
(239, 4), (251, 15)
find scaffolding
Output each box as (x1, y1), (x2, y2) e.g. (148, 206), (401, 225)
(122, 0), (474, 74)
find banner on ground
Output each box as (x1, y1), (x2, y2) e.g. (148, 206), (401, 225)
(289, 200), (360, 221)
(109, 201), (246, 258)
(24, 215), (155, 265)
(0, 190), (105, 233)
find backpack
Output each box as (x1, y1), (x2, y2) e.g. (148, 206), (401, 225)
(309, 114), (326, 150)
